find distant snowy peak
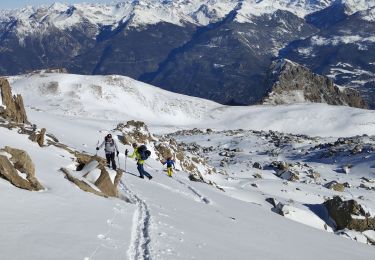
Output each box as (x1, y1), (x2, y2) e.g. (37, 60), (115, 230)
(0, 1), (238, 33)
(359, 6), (375, 22)
(341, 0), (375, 15)
(235, 0), (334, 22)
(4, 0), (371, 35)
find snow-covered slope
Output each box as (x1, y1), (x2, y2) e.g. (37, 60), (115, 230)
(8, 72), (375, 138)
(1, 122), (374, 260)
(8, 72), (220, 125)
(2, 71), (375, 259)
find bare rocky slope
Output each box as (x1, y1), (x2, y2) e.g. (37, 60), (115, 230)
(262, 59), (368, 108)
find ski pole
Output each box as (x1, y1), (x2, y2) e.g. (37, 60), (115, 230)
(95, 140), (99, 155)
(117, 154), (120, 170)
(124, 149), (128, 172)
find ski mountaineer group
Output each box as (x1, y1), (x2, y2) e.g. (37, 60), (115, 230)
(96, 134), (176, 179)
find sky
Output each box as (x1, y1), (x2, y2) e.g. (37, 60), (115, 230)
(0, 0), (113, 9)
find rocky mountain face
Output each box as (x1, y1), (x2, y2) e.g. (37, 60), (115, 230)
(262, 59), (368, 108)
(0, 0), (373, 107)
(280, 0), (375, 108)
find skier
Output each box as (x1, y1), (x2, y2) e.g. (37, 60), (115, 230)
(161, 157), (175, 177)
(127, 143), (153, 180)
(96, 133), (119, 170)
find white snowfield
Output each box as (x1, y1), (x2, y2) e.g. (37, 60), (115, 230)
(8, 72), (375, 138)
(1, 72), (375, 259)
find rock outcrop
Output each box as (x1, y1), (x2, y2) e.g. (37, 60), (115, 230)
(61, 155), (123, 198)
(95, 167), (122, 197)
(324, 196), (375, 232)
(262, 59), (368, 109)
(115, 120), (156, 145)
(324, 181), (345, 192)
(0, 78), (28, 124)
(0, 146), (43, 191)
(29, 128), (46, 147)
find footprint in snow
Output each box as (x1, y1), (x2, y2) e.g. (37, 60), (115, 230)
(97, 234), (110, 240)
(113, 206), (125, 214)
(106, 219), (118, 227)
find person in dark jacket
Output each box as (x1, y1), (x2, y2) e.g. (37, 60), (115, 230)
(96, 133), (119, 170)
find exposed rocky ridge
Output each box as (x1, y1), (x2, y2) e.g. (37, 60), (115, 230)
(281, 2), (375, 108)
(0, 146), (43, 191)
(0, 78), (28, 124)
(262, 59), (368, 108)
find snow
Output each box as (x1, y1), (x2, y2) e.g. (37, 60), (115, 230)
(363, 230), (375, 243)
(1, 71), (375, 259)
(236, 0), (334, 23)
(342, 0), (375, 15)
(7, 72), (375, 138)
(361, 7), (375, 22)
(263, 90), (307, 105)
(311, 35), (375, 47)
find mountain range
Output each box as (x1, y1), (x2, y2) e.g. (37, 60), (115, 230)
(0, 0), (374, 107)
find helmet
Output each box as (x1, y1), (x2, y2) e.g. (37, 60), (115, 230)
(106, 134), (112, 139)
(132, 143), (137, 148)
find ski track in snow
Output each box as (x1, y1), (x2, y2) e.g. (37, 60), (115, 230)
(152, 169), (211, 204)
(120, 181), (152, 260)
(173, 176), (211, 204)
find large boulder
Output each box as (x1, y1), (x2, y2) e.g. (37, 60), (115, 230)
(95, 167), (122, 197)
(0, 147), (43, 191)
(324, 181), (345, 192)
(61, 156), (123, 198)
(0, 78), (28, 124)
(324, 196), (375, 232)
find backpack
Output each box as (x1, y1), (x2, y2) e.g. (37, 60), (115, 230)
(138, 145), (151, 160)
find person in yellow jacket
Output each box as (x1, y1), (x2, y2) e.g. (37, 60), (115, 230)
(127, 143), (153, 180)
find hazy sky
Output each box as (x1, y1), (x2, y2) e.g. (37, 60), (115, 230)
(0, 1), (114, 9)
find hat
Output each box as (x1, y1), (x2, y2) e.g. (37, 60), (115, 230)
(132, 143), (137, 148)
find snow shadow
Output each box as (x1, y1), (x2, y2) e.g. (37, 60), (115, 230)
(303, 203), (335, 230)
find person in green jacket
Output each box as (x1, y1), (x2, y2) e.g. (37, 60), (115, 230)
(128, 143), (153, 180)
